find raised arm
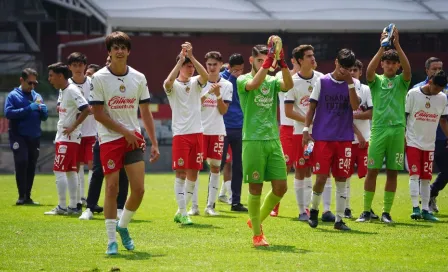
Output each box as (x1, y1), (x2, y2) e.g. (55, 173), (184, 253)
(366, 32), (387, 83)
(392, 28), (411, 82)
(245, 66), (269, 91)
(184, 42), (208, 85)
(164, 52), (185, 91)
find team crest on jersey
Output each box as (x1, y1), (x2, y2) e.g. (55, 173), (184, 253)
(107, 159), (115, 170)
(12, 142), (19, 150)
(387, 81), (393, 89)
(299, 158), (305, 166)
(345, 148), (352, 157)
(284, 155), (289, 163)
(58, 145), (67, 154)
(315, 163), (320, 171)
(178, 158), (184, 166)
(261, 84), (269, 95)
(119, 84), (126, 93)
(368, 158), (374, 166)
(185, 86), (190, 93)
(308, 85), (313, 92)
(425, 101), (431, 108)
(252, 171), (260, 180)
(411, 164), (417, 173)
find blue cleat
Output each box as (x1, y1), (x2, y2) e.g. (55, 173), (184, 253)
(411, 207), (422, 220)
(381, 23), (395, 47)
(116, 224), (135, 250)
(106, 241), (118, 255)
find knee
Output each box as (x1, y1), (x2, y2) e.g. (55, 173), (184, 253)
(176, 170), (186, 180)
(106, 183), (119, 197)
(273, 185), (287, 197)
(210, 165), (220, 174)
(132, 186), (145, 199)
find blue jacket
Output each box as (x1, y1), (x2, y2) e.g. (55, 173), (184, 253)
(413, 78), (448, 141)
(4, 87), (48, 138)
(220, 69), (243, 129)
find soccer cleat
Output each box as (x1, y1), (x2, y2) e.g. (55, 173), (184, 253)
(356, 211), (371, 222)
(429, 197), (439, 213)
(270, 203), (280, 217)
(116, 224), (135, 250)
(298, 213), (309, 221)
(334, 220), (351, 231)
(16, 198), (25, 205)
(231, 203), (248, 212)
(79, 208), (94, 220)
(422, 210), (439, 221)
(344, 208), (353, 219)
(174, 213), (193, 225)
(44, 205), (67, 215)
(381, 212), (394, 224)
(204, 207), (219, 216)
(117, 209), (123, 220)
(218, 195), (229, 203)
(381, 23), (395, 47)
(308, 209), (319, 228)
(410, 207), (422, 220)
(305, 209), (310, 217)
(370, 209), (379, 219)
(253, 234), (269, 247)
(92, 205), (103, 214)
(105, 241), (118, 255)
(81, 197), (87, 206)
(321, 211), (336, 222)
(67, 206), (81, 215)
(188, 205), (200, 216)
(24, 198), (39, 205)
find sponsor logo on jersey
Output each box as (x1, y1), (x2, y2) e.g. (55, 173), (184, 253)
(414, 110), (438, 122)
(178, 158), (184, 166)
(300, 96), (310, 107)
(58, 145), (67, 154)
(254, 95), (274, 108)
(252, 171), (260, 180)
(202, 97), (217, 108)
(107, 159), (115, 169)
(108, 96), (136, 109)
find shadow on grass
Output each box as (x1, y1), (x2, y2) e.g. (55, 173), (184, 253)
(106, 251), (165, 260)
(378, 222), (433, 228)
(86, 218), (151, 224)
(314, 228), (378, 235)
(179, 223), (223, 229)
(13, 203), (54, 207)
(213, 214), (238, 219)
(256, 244), (310, 254)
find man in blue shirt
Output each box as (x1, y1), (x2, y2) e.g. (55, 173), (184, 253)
(4, 68), (48, 205)
(413, 57), (448, 212)
(220, 53), (247, 212)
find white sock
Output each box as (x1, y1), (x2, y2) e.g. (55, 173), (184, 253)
(310, 191), (322, 210)
(118, 208), (135, 228)
(185, 179), (196, 207)
(207, 173), (220, 208)
(54, 171), (67, 209)
(87, 169), (93, 187)
(346, 177), (351, 209)
(225, 180), (232, 199)
(105, 219), (117, 244)
(421, 179), (431, 211)
(294, 178), (305, 214)
(77, 165), (84, 202)
(175, 178), (186, 215)
(66, 171), (78, 209)
(335, 181), (347, 222)
(323, 178), (332, 212)
(409, 175), (420, 207)
(304, 177), (312, 209)
(192, 176), (199, 207)
(219, 180), (226, 196)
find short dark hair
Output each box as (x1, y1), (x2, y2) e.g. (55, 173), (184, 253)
(425, 57), (442, 69)
(353, 59), (363, 70)
(21, 68), (38, 80)
(430, 70), (448, 87)
(175, 55), (192, 66)
(87, 64), (101, 73)
(252, 45), (268, 57)
(229, 53), (244, 67)
(337, 48), (356, 68)
(293, 45), (314, 62)
(48, 62), (70, 79)
(204, 51), (222, 62)
(105, 31), (131, 52)
(381, 49), (400, 62)
(67, 52), (87, 65)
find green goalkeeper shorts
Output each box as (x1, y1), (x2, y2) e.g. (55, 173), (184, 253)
(242, 139), (287, 183)
(367, 126), (405, 170)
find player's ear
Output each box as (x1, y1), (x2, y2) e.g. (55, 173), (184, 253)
(249, 56), (253, 65)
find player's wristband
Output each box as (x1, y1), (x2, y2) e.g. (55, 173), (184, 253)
(303, 127), (309, 132)
(348, 83), (355, 89)
(216, 95), (222, 100)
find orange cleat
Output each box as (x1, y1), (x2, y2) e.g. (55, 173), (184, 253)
(253, 234), (269, 247)
(270, 203), (280, 217)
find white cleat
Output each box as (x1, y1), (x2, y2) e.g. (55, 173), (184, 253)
(204, 207), (219, 216)
(188, 206), (200, 216)
(117, 209), (123, 220)
(79, 208), (93, 220)
(218, 195), (229, 203)
(44, 205), (67, 215)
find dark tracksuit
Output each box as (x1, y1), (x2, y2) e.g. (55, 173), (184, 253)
(4, 87), (48, 200)
(220, 69), (244, 206)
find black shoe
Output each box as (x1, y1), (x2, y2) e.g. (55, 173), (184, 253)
(24, 198), (39, 205)
(370, 209), (379, 219)
(308, 209), (319, 228)
(91, 205), (103, 214)
(334, 220), (351, 231)
(344, 208), (353, 219)
(16, 198), (25, 205)
(321, 211), (335, 222)
(231, 203), (248, 212)
(381, 212), (394, 224)
(356, 211), (371, 222)
(76, 203), (83, 212)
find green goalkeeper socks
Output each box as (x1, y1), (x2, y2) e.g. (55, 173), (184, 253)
(363, 190), (375, 212)
(248, 193), (261, 236)
(260, 190), (282, 223)
(383, 191), (395, 213)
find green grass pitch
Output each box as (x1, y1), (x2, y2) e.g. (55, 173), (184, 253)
(0, 173), (447, 272)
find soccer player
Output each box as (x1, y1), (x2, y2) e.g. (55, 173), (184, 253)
(346, 60), (378, 219)
(358, 27), (411, 223)
(239, 40), (293, 247)
(406, 70), (448, 221)
(284, 45), (323, 221)
(164, 42), (208, 225)
(44, 62), (89, 215)
(85, 64), (101, 78)
(67, 52), (97, 208)
(90, 31), (159, 255)
(413, 57), (448, 212)
(189, 51), (233, 216)
(220, 53), (248, 212)
(303, 48), (360, 231)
